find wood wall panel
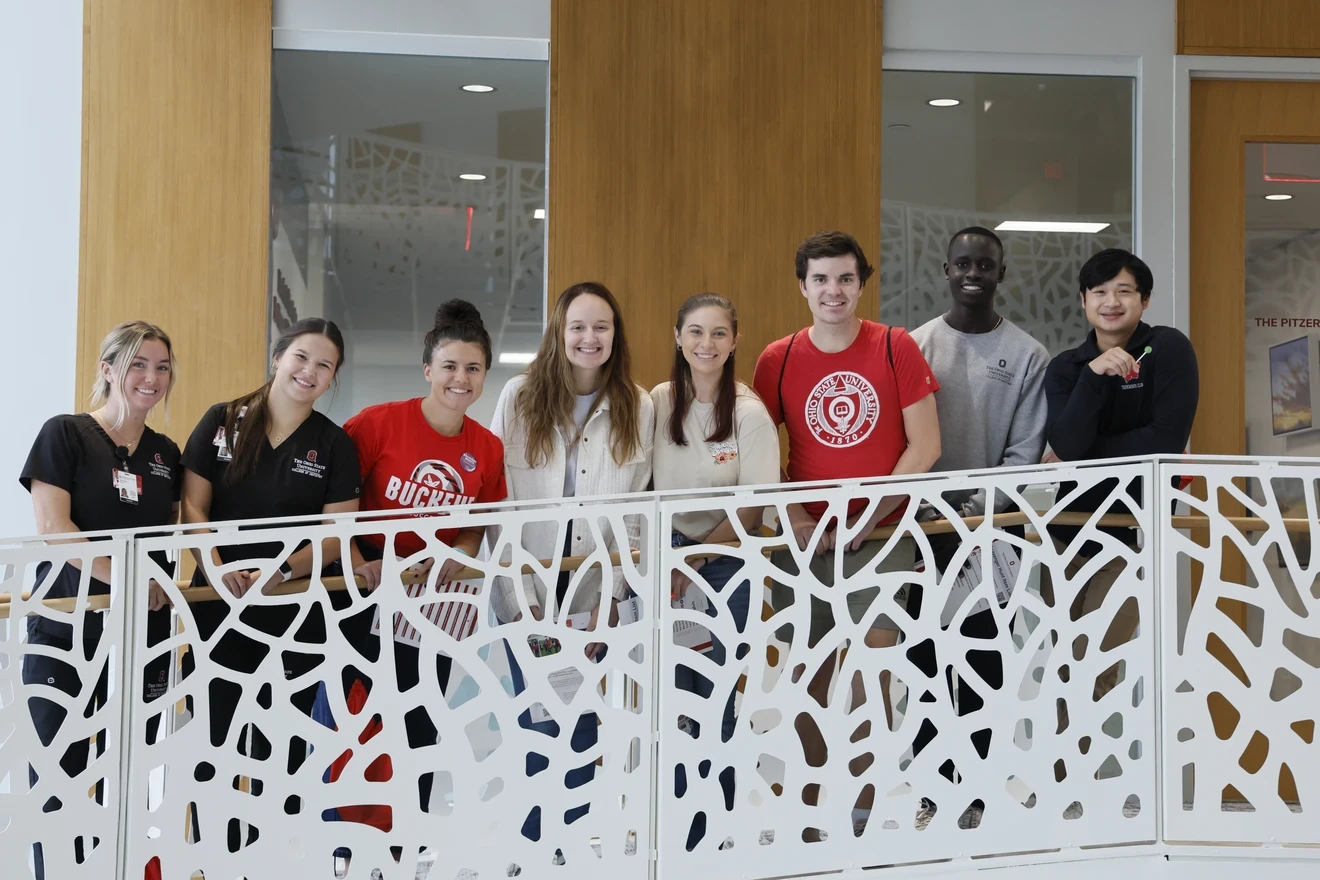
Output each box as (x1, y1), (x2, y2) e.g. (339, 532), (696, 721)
(549, 0), (882, 390)
(1189, 80), (1320, 456)
(78, 0), (272, 441)
(1179, 0), (1320, 56)
(1189, 80), (1320, 802)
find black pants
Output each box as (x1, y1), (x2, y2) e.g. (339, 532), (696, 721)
(906, 534), (1006, 784)
(23, 610), (169, 879)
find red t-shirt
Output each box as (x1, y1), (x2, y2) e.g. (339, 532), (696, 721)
(344, 398), (508, 556)
(752, 320), (938, 521)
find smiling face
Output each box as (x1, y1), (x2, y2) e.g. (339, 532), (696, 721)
(800, 254), (863, 325)
(1082, 267), (1148, 338)
(563, 293), (615, 377)
(272, 333), (340, 405)
(675, 305), (737, 380)
(424, 339), (487, 415)
(944, 233), (1006, 309)
(107, 338), (172, 417)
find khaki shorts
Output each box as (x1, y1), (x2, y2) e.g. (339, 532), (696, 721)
(769, 536), (917, 645)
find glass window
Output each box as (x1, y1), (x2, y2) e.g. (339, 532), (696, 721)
(880, 71), (1134, 354)
(269, 51), (548, 424)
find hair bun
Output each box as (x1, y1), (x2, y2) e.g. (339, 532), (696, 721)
(435, 299), (483, 328)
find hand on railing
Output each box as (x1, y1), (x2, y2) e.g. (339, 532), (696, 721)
(353, 558), (383, 591)
(147, 580), (172, 612)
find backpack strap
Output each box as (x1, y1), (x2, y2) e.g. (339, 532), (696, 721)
(776, 331), (800, 422)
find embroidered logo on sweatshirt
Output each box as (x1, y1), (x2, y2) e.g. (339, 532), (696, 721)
(804, 372), (879, 447)
(985, 358), (1016, 386)
(707, 438), (738, 464)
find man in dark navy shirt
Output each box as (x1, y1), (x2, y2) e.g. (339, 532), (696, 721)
(1042, 248), (1199, 747)
(1046, 248), (1198, 466)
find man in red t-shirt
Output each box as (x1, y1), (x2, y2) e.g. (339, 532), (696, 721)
(753, 230), (941, 813)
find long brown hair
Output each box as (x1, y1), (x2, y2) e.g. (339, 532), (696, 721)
(667, 293), (738, 446)
(223, 318), (345, 486)
(515, 282), (641, 467)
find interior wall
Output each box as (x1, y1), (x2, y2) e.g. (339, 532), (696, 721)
(78, 0), (273, 447)
(0, 2), (83, 538)
(1179, 0), (1320, 56)
(548, 0), (883, 391)
(273, 0), (550, 41)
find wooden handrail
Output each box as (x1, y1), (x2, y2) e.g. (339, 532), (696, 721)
(0, 510), (1310, 616)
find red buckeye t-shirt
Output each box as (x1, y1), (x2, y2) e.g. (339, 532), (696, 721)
(344, 398), (508, 556)
(753, 320), (939, 521)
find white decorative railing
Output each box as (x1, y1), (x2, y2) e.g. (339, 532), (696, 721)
(1, 456), (1317, 880)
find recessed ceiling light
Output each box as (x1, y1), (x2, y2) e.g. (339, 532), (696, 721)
(928, 98), (960, 107)
(459, 173), (487, 181)
(461, 84), (496, 93)
(498, 352), (536, 365)
(995, 220), (1111, 233)
(1265, 193), (1293, 201)
(533, 208), (546, 219)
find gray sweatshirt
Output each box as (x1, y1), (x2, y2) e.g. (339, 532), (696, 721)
(911, 314), (1050, 515)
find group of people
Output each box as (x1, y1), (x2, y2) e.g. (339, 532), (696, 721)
(19, 227), (1198, 870)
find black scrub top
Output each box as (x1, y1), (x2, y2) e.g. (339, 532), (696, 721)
(20, 413), (182, 642)
(181, 402), (361, 569)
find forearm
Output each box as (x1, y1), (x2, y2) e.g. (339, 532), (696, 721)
(451, 527), (484, 561)
(1048, 373), (1109, 460)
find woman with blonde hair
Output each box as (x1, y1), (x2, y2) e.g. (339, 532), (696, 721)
(20, 320), (182, 878)
(489, 280), (654, 845)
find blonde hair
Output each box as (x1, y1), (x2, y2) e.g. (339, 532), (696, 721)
(89, 320), (177, 428)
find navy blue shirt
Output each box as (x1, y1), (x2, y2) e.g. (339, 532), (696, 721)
(1045, 322), (1199, 547)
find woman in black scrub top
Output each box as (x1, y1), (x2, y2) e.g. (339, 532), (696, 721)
(179, 317), (360, 848)
(20, 320), (181, 879)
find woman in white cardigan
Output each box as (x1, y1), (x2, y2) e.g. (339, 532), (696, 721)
(488, 280), (654, 845)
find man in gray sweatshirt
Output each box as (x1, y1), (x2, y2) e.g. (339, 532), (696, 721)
(904, 226), (1049, 830)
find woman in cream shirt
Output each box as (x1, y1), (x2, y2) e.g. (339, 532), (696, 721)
(488, 280), (654, 847)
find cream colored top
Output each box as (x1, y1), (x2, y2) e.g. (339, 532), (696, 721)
(488, 373), (655, 621)
(650, 381), (781, 541)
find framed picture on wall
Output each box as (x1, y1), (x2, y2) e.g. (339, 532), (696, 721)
(1269, 335), (1314, 436)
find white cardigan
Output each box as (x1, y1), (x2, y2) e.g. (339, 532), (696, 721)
(488, 373), (655, 622)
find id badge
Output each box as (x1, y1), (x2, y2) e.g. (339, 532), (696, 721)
(212, 426), (232, 461)
(113, 468), (142, 505)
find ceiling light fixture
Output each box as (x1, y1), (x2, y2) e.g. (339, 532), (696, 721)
(928, 98), (961, 107)
(995, 220), (1111, 234)
(1265, 193), (1294, 201)
(458, 173), (487, 181)
(461, 84), (496, 93)
(533, 208), (546, 219)
(498, 352), (536, 365)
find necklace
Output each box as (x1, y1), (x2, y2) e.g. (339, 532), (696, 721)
(93, 411), (143, 453)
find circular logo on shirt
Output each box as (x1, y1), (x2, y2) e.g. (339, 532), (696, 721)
(804, 371), (880, 448)
(459, 452), (478, 473)
(410, 459), (464, 494)
(307, 450), (318, 462)
(154, 453), (164, 464)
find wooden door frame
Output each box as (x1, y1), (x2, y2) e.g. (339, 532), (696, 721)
(1181, 65), (1320, 808)
(1174, 56), (1320, 446)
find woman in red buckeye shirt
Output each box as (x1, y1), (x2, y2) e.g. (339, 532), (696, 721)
(336, 299), (507, 821)
(346, 299), (506, 578)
